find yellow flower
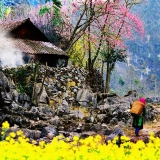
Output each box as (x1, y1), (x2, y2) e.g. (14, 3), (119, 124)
(16, 130), (24, 136)
(2, 121), (10, 130)
(1, 131), (4, 135)
(9, 138), (15, 145)
(149, 131), (154, 136)
(10, 132), (16, 138)
(2, 120), (160, 160)
(5, 136), (10, 141)
(57, 134), (64, 139)
(66, 137), (70, 142)
(39, 141), (45, 148)
(94, 135), (102, 143)
(73, 135), (79, 141)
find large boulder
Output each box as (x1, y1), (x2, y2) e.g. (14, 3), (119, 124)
(40, 126), (59, 139)
(105, 127), (125, 144)
(34, 83), (49, 104)
(76, 88), (97, 107)
(0, 72), (10, 92)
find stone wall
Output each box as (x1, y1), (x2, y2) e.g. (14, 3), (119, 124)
(0, 64), (159, 141)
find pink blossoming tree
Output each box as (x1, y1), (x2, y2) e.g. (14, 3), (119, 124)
(59, 0), (144, 92)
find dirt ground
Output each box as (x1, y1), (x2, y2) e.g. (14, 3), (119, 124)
(125, 105), (160, 143)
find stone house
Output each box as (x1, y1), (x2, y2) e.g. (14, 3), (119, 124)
(0, 18), (68, 67)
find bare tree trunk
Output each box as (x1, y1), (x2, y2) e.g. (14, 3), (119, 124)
(88, 24), (91, 72)
(31, 62), (37, 102)
(86, 61), (88, 69)
(105, 62), (111, 93)
(101, 61), (104, 76)
(88, 0), (92, 73)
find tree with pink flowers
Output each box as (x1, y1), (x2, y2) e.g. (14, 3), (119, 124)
(57, 0), (144, 92)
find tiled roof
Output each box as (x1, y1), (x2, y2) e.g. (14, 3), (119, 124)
(0, 18), (68, 56)
(0, 38), (68, 56)
(0, 19), (29, 33)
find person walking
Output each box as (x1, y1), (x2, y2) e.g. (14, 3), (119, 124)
(131, 97), (146, 136)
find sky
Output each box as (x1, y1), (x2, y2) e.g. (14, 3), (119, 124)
(2, 0), (47, 6)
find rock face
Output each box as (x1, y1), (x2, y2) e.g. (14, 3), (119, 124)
(0, 64), (159, 141)
(105, 127), (125, 144)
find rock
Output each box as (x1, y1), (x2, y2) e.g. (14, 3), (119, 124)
(76, 89), (93, 106)
(12, 90), (19, 103)
(70, 110), (84, 119)
(34, 83), (49, 104)
(104, 94), (123, 105)
(8, 79), (16, 89)
(22, 129), (41, 140)
(29, 106), (40, 117)
(101, 123), (112, 135)
(0, 72), (10, 92)
(19, 93), (30, 103)
(1, 92), (13, 105)
(10, 101), (19, 111)
(57, 104), (70, 116)
(40, 126), (59, 138)
(117, 121), (125, 127)
(153, 119), (157, 123)
(49, 116), (60, 126)
(105, 127), (125, 143)
(109, 118), (118, 125)
(92, 94), (97, 107)
(39, 106), (55, 117)
(97, 114), (107, 122)
(23, 102), (31, 110)
(123, 90), (139, 105)
(93, 123), (102, 132)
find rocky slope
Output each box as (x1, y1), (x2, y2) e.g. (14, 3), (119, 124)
(0, 64), (159, 143)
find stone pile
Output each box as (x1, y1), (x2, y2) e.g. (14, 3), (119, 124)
(38, 65), (93, 107)
(0, 64), (159, 142)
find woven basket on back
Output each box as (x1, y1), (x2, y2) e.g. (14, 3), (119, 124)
(130, 100), (145, 115)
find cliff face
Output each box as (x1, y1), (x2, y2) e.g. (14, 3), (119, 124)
(108, 0), (160, 96)
(123, 0), (160, 96)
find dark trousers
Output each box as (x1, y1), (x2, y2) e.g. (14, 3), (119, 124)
(135, 127), (140, 136)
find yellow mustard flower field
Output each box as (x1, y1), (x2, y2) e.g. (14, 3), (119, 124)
(0, 121), (160, 160)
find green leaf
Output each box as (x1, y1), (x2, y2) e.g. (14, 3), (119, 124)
(39, 6), (50, 16)
(53, 0), (62, 8)
(134, 79), (140, 85)
(51, 6), (62, 26)
(52, 17), (62, 26)
(53, 6), (60, 14)
(118, 77), (125, 86)
(45, 0), (62, 8)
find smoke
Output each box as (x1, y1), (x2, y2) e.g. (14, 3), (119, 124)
(0, 27), (24, 68)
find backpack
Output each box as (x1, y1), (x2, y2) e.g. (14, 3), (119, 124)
(130, 100), (145, 116)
